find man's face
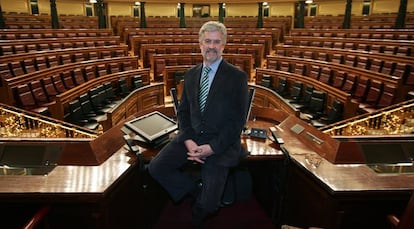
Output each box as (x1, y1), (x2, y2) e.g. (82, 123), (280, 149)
(200, 31), (225, 65)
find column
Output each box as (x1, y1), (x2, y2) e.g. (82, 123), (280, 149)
(50, 0), (59, 29)
(396, 0), (408, 28)
(179, 3), (185, 28)
(218, 3), (224, 23)
(343, 0), (352, 29)
(296, 1), (305, 28)
(140, 2), (147, 28)
(97, 0), (106, 28)
(257, 2), (263, 28)
(0, 3), (5, 29)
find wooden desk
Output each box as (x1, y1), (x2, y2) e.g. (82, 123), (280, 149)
(0, 107), (413, 228)
(275, 115), (414, 229)
(0, 107), (284, 228)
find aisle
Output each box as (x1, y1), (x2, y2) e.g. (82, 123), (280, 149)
(153, 197), (275, 229)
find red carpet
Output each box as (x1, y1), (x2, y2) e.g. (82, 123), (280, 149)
(153, 197), (275, 229)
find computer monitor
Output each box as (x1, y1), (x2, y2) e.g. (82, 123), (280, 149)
(124, 111), (178, 144)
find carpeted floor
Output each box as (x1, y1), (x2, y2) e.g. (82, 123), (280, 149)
(153, 197), (275, 229)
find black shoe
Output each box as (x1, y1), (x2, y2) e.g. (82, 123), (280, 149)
(192, 206), (209, 229)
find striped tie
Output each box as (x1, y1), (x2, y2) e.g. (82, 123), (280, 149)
(199, 66), (211, 112)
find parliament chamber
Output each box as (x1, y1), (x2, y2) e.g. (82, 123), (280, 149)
(0, 0), (414, 228)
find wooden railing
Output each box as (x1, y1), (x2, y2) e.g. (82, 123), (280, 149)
(321, 99), (414, 136)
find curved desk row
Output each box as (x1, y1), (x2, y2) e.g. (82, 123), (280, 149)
(0, 96), (413, 228)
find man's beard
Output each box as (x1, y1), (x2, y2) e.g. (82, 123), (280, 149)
(203, 48), (221, 62)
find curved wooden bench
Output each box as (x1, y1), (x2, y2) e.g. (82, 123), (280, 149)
(0, 36), (121, 56)
(283, 36), (414, 57)
(49, 68), (151, 120)
(266, 55), (407, 103)
(274, 45), (414, 81)
(290, 28), (414, 40)
(151, 53), (254, 82)
(1, 56), (139, 106)
(0, 28), (112, 40)
(140, 43), (264, 68)
(130, 34), (273, 58)
(0, 45), (128, 80)
(123, 27), (280, 49)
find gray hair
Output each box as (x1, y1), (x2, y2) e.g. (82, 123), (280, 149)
(198, 21), (227, 45)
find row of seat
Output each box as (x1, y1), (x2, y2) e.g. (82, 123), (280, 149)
(267, 55), (404, 101)
(304, 21), (404, 30)
(11, 60), (138, 114)
(0, 28), (112, 40)
(274, 46), (413, 82)
(261, 76), (343, 128)
(3, 18), (98, 30)
(267, 61), (398, 115)
(283, 36), (413, 57)
(142, 43), (263, 68)
(0, 46), (128, 80)
(0, 36), (120, 56)
(65, 76), (144, 130)
(129, 34), (273, 58)
(122, 27), (280, 48)
(290, 28), (414, 40)
(152, 53), (253, 82)
(117, 17), (289, 43)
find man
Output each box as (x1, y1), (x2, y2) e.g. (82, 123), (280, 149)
(148, 21), (249, 227)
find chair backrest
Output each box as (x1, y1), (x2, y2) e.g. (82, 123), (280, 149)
(308, 90), (326, 113)
(51, 74), (66, 93)
(327, 99), (344, 122)
(303, 85), (314, 104)
(15, 84), (36, 108)
(376, 84), (397, 108)
(276, 77), (289, 96)
(261, 74), (271, 88)
(41, 77), (58, 98)
(290, 81), (303, 100)
(364, 80), (384, 104)
(118, 78), (130, 97)
(61, 70), (75, 90)
(342, 73), (357, 93)
(30, 80), (48, 104)
(131, 75), (144, 89)
(353, 77), (371, 100)
(332, 70), (347, 89)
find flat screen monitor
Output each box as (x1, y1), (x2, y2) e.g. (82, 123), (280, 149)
(124, 111), (178, 143)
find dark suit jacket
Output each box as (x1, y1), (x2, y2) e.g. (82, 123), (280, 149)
(176, 59), (249, 167)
